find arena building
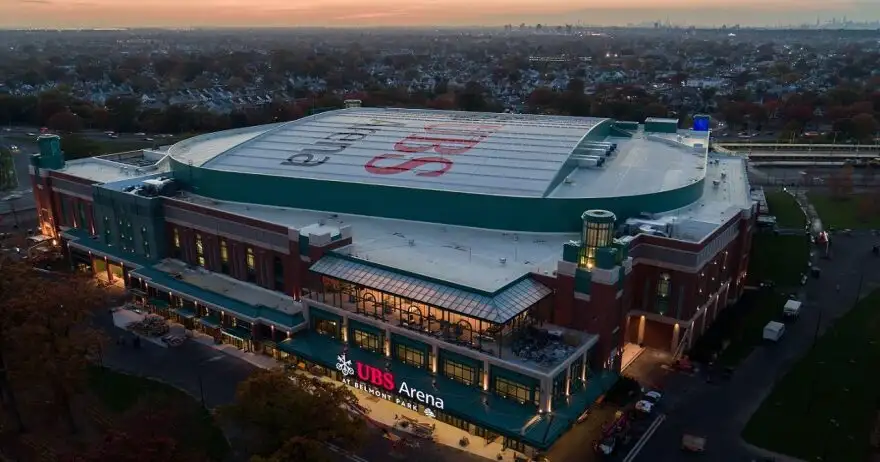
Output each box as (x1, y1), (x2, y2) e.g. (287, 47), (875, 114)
(29, 106), (755, 459)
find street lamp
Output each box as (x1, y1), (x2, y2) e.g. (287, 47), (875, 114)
(195, 355), (224, 407)
(1, 194), (21, 229)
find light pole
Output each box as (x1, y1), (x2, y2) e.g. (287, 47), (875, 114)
(195, 355), (224, 408)
(1, 195), (20, 229)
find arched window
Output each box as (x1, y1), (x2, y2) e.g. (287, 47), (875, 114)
(362, 292), (379, 317)
(406, 305), (424, 327)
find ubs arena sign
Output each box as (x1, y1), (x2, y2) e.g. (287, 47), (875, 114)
(336, 354), (442, 418)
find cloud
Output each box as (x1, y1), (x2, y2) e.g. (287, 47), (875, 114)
(334, 11), (407, 20)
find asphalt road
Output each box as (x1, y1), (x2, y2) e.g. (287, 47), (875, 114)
(2, 125), (170, 143)
(631, 233), (880, 462)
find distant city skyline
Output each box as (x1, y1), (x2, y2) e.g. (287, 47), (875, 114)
(4, 0), (880, 29)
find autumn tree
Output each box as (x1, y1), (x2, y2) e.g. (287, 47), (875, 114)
(67, 399), (213, 462)
(851, 113), (878, 141)
(47, 111), (84, 132)
(856, 195), (876, 223)
(0, 258), (106, 434)
(219, 370), (368, 462)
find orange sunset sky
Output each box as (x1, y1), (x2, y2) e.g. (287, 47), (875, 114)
(3, 0), (878, 28)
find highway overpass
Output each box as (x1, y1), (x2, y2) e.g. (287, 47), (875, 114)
(713, 142), (880, 165)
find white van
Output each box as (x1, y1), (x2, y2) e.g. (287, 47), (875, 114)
(763, 321), (786, 342)
(783, 300), (802, 318)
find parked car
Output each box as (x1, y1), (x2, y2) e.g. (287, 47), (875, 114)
(635, 390), (662, 414)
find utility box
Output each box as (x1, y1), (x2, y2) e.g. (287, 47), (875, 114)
(613, 121), (639, 131)
(644, 117), (679, 134)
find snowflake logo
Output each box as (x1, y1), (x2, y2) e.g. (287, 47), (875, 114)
(423, 408), (436, 419)
(336, 354), (354, 377)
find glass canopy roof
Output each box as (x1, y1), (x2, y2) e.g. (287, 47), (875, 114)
(309, 255), (552, 324)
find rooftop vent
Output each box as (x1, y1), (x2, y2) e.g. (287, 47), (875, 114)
(408, 239), (415, 246)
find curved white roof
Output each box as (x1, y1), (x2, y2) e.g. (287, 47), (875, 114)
(171, 107), (608, 198)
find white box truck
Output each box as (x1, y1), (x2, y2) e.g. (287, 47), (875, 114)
(763, 321), (786, 342)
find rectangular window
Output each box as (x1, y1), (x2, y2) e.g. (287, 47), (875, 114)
(78, 202), (87, 232)
(246, 247), (256, 283)
(352, 329), (382, 354)
(315, 319), (339, 339)
(103, 216), (111, 244)
(494, 376), (531, 405)
(504, 438), (528, 453)
(438, 413), (470, 432)
(220, 239), (230, 274)
(195, 233), (205, 267)
(273, 256), (285, 292)
(552, 374), (567, 399)
(442, 359), (478, 387)
(58, 197), (67, 227)
(141, 227), (150, 259)
(394, 343), (425, 369)
(657, 273), (670, 315)
(172, 228), (181, 258)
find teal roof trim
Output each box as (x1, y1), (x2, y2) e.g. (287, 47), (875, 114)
(258, 307), (305, 329)
(131, 267), (305, 330)
(198, 315), (222, 328)
(309, 255), (551, 324)
(222, 325), (252, 340)
(131, 266), (261, 319)
(171, 307), (197, 319)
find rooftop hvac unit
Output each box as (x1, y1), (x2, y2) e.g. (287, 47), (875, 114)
(499, 258), (507, 265)
(721, 172), (727, 179)
(408, 239), (415, 246)
(713, 179), (721, 188)
(574, 157), (600, 168)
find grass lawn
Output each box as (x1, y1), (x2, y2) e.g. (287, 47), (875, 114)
(88, 367), (229, 460)
(747, 233), (812, 288)
(690, 233), (810, 366)
(764, 191), (806, 229)
(742, 290), (880, 462)
(716, 291), (788, 367)
(809, 193), (880, 230)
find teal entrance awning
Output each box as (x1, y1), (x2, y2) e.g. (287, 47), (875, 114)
(149, 298), (170, 308)
(222, 326), (252, 340)
(171, 307), (197, 319)
(277, 331), (617, 450)
(131, 266), (260, 321)
(198, 316), (222, 329)
(278, 332), (599, 449)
